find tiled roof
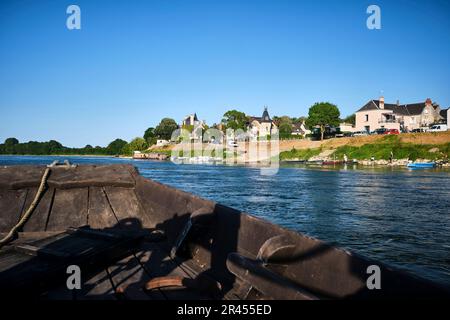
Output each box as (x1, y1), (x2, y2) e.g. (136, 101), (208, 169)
(357, 100), (429, 116)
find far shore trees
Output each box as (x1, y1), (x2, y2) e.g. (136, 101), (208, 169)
(5, 138), (19, 146)
(342, 114), (356, 125)
(0, 137), (130, 156)
(276, 116), (293, 139)
(143, 127), (157, 146)
(221, 110), (248, 131)
(306, 102), (340, 141)
(154, 118), (178, 140)
(121, 137), (148, 156)
(106, 139), (128, 155)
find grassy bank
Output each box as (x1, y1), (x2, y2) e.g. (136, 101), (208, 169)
(332, 135), (450, 161)
(279, 147), (322, 161)
(280, 135), (450, 161)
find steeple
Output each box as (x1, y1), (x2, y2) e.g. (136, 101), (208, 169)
(262, 106), (271, 122)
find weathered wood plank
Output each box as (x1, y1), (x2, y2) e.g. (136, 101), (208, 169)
(87, 187), (118, 229)
(107, 251), (164, 300)
(0, 251), (33, 273)
(0, 189), (27, 232)
(138, 243), (209, 300)
(22, 188), (55, 232)
(104, 187), (152, 228)
(46, 188), (88, 231)
(78, 269), (116, 300)
(0, 165), (135, 190)
(48, 165), (135, 189)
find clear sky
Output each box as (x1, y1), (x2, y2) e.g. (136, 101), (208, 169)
(1, 0), (449, 147)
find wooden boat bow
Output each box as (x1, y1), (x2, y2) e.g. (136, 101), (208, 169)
(0, 164), (449, 300)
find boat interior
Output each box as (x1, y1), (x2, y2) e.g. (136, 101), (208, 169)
(0, 163), (448, 300)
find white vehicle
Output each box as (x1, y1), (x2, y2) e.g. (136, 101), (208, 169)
(227, 140), (239, 147)
(353, 131), (369, 137)
(428, 124), (448, 132)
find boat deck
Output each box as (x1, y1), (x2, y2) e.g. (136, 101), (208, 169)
(1, 164), (449, 300)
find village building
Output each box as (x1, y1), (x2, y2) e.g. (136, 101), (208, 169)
(181, 113), (206, 141)
(339, 122), (356, 133)
(247, 107), (278, 140)
(355, 97), (443, 132)
(439, 108), (449, 125)
(291, 121), (311, 137)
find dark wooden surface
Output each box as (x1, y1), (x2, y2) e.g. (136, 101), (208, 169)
(1, 164), (449, 300)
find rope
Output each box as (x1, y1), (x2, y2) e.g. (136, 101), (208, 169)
(0, 167), (51, 249)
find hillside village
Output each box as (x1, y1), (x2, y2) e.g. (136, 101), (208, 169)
(150, 97), (449, 148)
(133, 97), (450, 165)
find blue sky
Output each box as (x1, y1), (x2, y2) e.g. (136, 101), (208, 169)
(1, 0), (449, 147)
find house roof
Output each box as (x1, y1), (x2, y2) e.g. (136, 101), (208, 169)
(440, 108), (449, 120)
(248, 107), (273, 124)
(357, 99), (433, 116)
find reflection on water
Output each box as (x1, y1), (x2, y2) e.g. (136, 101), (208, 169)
(1, 155), (449, 286)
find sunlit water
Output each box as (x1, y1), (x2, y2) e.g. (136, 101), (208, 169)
(1, 155), (449, 287)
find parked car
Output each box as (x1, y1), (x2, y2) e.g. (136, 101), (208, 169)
(385, 129), (400, 135)
(353, 131), (369, 137)
(411, 128), (425, 133)
(227, 140), (239, 147)
(428, 124), (448, 132)
(372, 128), (388, 135)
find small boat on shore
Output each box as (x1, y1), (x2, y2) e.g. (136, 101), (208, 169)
(0, 162), (449, 300)
(407, 162), (436, 169)
(322, 160), (343, 166)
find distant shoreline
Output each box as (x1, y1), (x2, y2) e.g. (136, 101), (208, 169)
(0, 154), (131, 158)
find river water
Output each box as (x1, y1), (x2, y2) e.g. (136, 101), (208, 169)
(1, 155), (449, 287)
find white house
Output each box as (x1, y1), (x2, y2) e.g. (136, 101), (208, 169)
(181, 113), (206, 141)
(247, 107), (278, 140)
(291, 121), (311, 137)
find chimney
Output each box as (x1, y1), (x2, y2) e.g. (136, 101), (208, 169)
(425, 98), (432, 106)
(379, 96), (385, 109)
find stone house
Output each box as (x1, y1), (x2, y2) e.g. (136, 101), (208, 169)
(355, 97), (442, 132)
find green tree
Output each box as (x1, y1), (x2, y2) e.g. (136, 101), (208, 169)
(292, 116), (307, 125)
(48, 140), (64, 153)
(221, 110), (248, 131)
(154, 118), (178, 140)
(279, 122), (292, 139)
(122, 137), (148, 155)
(306, 102), (340, 141)
(143, 127), (157, 146)
(342, 114), (356, 125)
(106, 138), (128, 155)
(4, 138), (19, 146)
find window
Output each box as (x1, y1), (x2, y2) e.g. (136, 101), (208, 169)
(365, 114), (369, 122)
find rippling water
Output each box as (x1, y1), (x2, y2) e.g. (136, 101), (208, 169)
(1, 155), (449, 286)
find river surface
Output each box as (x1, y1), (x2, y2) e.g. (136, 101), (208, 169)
(1, 155), (449, 287)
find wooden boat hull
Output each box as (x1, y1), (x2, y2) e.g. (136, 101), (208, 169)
(0, 164), (448, 300)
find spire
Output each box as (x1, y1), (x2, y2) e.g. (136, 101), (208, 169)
(262, 106), (271, 122)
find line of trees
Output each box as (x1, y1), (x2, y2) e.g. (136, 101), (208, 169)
(0, 138), (131, 156)
(1, 105), (356, 155)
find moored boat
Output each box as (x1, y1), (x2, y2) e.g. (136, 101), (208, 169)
(0, 162), (449, 300)
(407, 162), (436, 169)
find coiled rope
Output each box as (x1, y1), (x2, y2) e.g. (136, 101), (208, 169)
(0, 167), (51, 249)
